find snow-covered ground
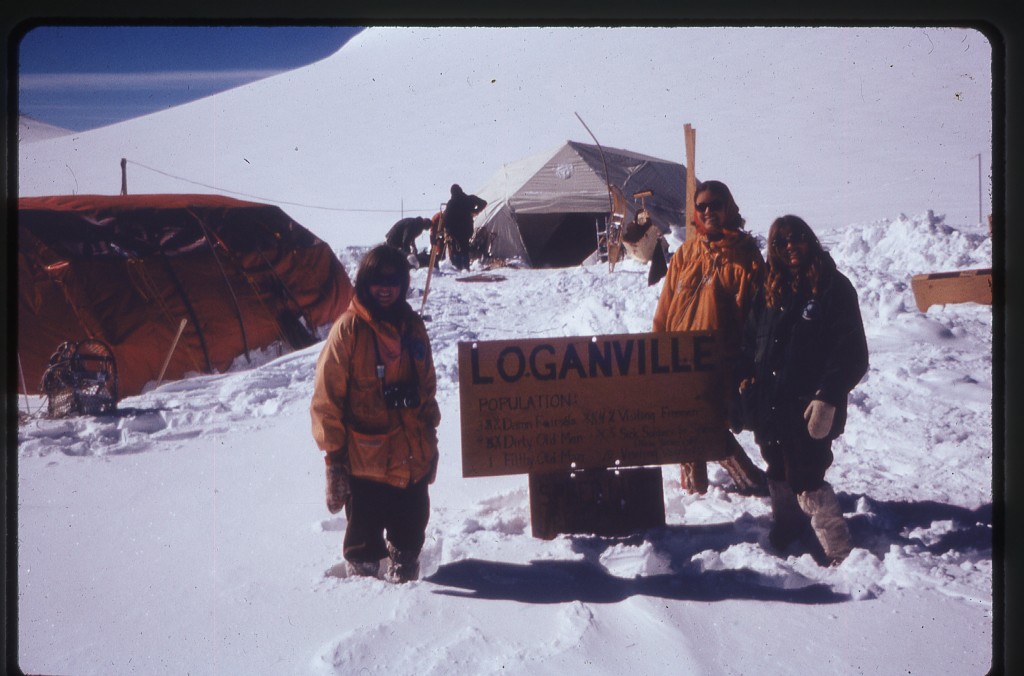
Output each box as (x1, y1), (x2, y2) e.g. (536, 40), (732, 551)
(14, 25), (999, 676)
(16, 211), (995, 675)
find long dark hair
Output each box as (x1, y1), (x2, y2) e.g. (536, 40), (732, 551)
(765, 215), (826, 308)
(354, 245), (412, 321)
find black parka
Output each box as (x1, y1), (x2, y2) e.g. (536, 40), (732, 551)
(444, 187), (487, 243)
(739, 252), (869, 446)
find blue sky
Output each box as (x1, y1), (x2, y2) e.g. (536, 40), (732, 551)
(17, 25), (364, 131)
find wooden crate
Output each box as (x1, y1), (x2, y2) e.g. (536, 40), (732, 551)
(529, 466), (665, 540)
(910, 268), (992, 312)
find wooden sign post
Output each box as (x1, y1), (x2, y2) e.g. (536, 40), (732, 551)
(528, 466), (666, 539)
(684, 124), (697, 241)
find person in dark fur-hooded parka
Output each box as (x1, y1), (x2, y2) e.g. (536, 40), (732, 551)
(737, 214), (868, 566)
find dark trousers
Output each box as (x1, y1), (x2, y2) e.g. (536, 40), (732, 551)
(343, 475), (430, 563)
(758, 434), (834, 494)
(448, 237), (471, 270)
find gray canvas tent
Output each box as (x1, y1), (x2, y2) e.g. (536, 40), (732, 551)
(472, 140), (689, 267)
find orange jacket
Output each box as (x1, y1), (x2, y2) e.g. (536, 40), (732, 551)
(310, 298), (441, 488)
(652, 230), (765, 358)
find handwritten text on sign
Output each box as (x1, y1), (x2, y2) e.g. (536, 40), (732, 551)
(458, 331), (728, 477)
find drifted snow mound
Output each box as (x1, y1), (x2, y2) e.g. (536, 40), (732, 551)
(829, 210), (991, 276)
(825, 211), (992, 322)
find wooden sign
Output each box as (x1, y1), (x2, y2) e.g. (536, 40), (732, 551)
(458, 331), (729, 477)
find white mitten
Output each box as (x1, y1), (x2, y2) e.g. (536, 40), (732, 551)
(804, 400), (836, 440)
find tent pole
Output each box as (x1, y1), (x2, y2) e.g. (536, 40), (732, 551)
(574, 112), (618, 271)
(196, 220), (252, 362)
(159, 252), (213, 372)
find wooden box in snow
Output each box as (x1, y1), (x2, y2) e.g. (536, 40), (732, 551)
(910, 268), (992, 312)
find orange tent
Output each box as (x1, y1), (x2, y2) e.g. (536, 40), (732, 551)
(18, 194), (353, 397)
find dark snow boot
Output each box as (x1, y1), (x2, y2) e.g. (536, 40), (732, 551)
(385, 542), (420, 584)
(766, 477), (808, 552)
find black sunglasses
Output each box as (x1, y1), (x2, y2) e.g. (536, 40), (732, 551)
(695, 199), (723, 213)
(775, 233), (808, 247)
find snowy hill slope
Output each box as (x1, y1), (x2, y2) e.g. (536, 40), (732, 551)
(17, 26), (992, 249)
(18, 114), (75, 142)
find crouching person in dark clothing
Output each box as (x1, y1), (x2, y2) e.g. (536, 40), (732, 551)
(385, 216), (431, 256)
(738, 215), (868, 566)
(311, 245), (441, 582)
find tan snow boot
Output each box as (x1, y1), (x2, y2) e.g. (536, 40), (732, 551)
(796, 483), (852, 565)
(680, 462), (709, 494)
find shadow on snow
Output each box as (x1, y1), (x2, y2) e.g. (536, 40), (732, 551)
(425, 494), (991, 604)
(842, 495), (992, 557)
(426, 557), (848, 605)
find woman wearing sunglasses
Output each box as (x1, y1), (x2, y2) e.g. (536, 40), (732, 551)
(311, 245), (441, 582)
(653, 179), (769, 496)
(737, 215), (869, 566)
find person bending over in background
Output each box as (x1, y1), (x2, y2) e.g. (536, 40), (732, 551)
(310, 245), (441, 582)
(652, 180), (769, 496)
(385, 216), (432, 257)
(443, 183), (487, 271)
(737, 215), (868, 566)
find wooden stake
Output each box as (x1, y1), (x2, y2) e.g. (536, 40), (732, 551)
(684, 124), (697, 241)
(120, 158), (128, 196)
(157, 318), (188, 386)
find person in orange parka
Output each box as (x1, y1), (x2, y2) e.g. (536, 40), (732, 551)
(652, 180), (768, 496)
(311, 245), (441, 582)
